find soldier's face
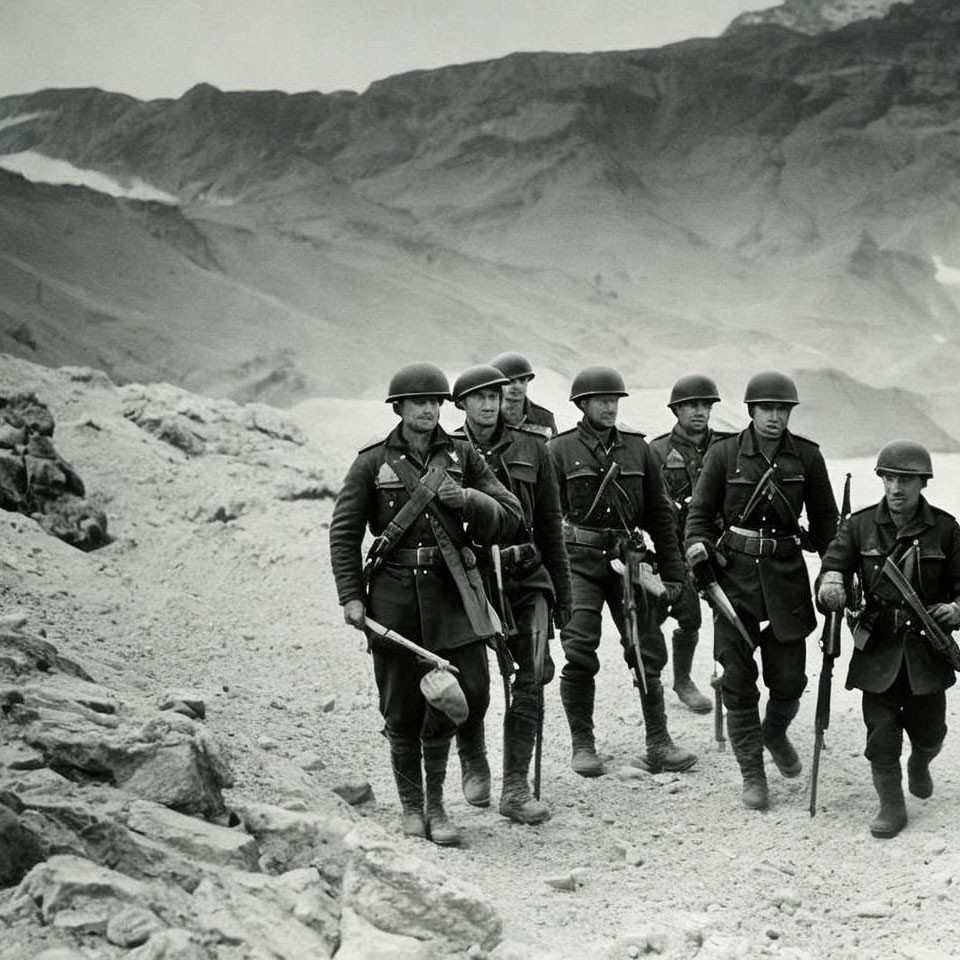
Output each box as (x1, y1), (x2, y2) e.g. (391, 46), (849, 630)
(582, 395), (619, 430)
(751, 403), (791, 441)
(880, 473), (923, 517)
(674, 400), (714, 434)
(502, 376), (531, 403)
(462, 388), (501, 430)
(398, 397), (441, 434)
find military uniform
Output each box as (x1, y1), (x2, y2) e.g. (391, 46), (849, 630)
(516, 398), (558, 438)
(454, 418), (572, 821)
(819, 494), (960, 835)
(648, 425), (730, 710)
(548, 418), (691, 774)
(329, 420), (522, 841)
(685, 421), (838, 806)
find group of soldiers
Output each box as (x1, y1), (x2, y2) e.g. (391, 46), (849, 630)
(329, 354), (960, 846)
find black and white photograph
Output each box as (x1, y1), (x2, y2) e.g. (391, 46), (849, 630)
(2, 1), (959, 958)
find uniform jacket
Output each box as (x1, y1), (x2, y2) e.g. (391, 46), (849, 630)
(329, 423), (523, 651)
(547, 419), (685, 583)
(648, 425), (731, 539)
(518, 398), (558, 438)
(454, 421), (572, 607)
(685, 425), (838, 642)
(820, 496), (960, 694)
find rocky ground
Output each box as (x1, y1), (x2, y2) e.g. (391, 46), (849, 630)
(1, 353), (958, 960)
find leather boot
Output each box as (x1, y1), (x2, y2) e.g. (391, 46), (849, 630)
(672, 630), (712, 714)
(907, 742), (942, 799)
(455, 721), (491, 807)
(727, 707), (768, 810)
(762, 698), (802, 778)
(870, 762), (907, 838)
(640, 676), (698, 773)
(499, 710), (550, 825)
(422, 738), (462, 846)
(560, 677), (603, 777)
(390, 738), (425, 838)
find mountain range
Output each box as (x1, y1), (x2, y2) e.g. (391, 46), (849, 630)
(0, 0), (958, 455)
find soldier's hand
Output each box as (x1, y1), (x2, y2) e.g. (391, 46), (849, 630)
(663, 581), (684, 605)
(436, 476), (465, 510)
(816, 571), (846, 613)
(686, 541), (726, 571)
(553, 605), (572, 630)
(343, 600), (366, 630)
(929, 601), (960, 629)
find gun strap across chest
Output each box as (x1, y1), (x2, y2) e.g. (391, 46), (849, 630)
(389, 450), (500, 638)
(366, 458), (446, 564)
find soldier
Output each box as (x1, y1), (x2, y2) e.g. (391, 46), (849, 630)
(817, 440), (960, 838)
(489, 352), (558, 437)
(451, 364), (573, 823)
(547, 365), (693, 777)
(685, 371), (838, 810)
(648, 375), (729, 714)
(329, 362), (523, 846)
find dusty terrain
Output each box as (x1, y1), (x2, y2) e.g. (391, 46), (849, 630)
(2, 353), (959, 960)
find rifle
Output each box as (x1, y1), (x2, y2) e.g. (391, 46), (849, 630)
(489, 545), (517, 711)
(710, 663), (726, 751)
(365, 617), (461, 673)
(809, 472), (851, 817)
(881, 554), (960, 671)
(615, 536), (648, 697)
(531, 605), (548, 800)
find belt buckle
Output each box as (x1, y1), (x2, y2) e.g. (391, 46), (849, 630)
(417, 546), (432, 566)
(758, 530), (776, 557)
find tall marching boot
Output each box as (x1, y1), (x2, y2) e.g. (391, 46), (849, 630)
(455, 721), (491, 807)
(672, 630), (712, 714)
(640, 676), (698, 773)
(560, 677), (603, 777)
(870, 762), (907, 838)
(906, 742), (941, 799)
(422, 738), (462, 847)
(726, 706), (769, 810)
(499, 709), (550, 824)
(762, 697), (802, 778)
(390, 738), (425, 838)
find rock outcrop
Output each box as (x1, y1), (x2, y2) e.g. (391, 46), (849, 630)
(0, 393), (107, 550)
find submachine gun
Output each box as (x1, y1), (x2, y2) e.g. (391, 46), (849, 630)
(809, 472), (851, 818)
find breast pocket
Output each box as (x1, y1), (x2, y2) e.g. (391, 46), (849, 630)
(565, 465), (600, 516)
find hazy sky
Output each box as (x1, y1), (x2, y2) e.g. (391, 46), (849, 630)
(2, 0), (768, 101)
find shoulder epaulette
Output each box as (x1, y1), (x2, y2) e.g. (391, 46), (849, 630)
(650, 431), (671, 443)
(358, 436), (386, 454)
(848, 504), (876, 519)
(511, 422), (552, 440)
(550, 426), (578, 440)
(930, 504), (958, 523)
(616, 422), (646, 437)
(789, 432), (821, 449)
(709, 430), (736, 442)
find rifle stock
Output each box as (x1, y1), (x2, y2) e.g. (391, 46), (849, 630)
(809, 471), (851, 817)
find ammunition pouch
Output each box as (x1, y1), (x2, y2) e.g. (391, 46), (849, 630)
(500, 542), (541, 577)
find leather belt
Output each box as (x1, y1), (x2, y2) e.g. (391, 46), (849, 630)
(723, 526), (800, 559)
(562, 522), (626, 551)
(385, 546), (443, 567)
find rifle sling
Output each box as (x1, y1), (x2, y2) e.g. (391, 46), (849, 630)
(880, 554), (955, 653)
(389, 451), (500, 638)
(365, 462), (446, 565)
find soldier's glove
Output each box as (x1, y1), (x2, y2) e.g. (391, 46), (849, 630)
(816, 571), (846, 613)
(929, 601), (960, 630)
(343, 600), (366, 630)
(663, 581), (684, 605)
(436, 476), (466, 510)
(685, 541), (726, 573)
(553, 605), (572, 630)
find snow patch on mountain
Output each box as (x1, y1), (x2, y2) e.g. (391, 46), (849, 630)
(0, 151), (177, 204)
(726, 0), (911, 34)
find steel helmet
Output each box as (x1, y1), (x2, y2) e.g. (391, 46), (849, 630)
(569, 366), (629, 402)
(669, 375), (721, 407)
(743, 371), (799, 406)
(875, 439), (933, 479)
(385, 362), (452, 402)
(452, 364), (510, 403)
(489, 352), (535, 381)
